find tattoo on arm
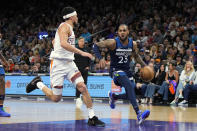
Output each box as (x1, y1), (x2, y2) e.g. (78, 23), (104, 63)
(133, 52), (146, 67)
(96, 39), (115, 49)
(132, 41), (146, 66)
(0, 52), (8, 65)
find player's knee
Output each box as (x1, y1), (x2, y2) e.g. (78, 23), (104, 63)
(51, 86), (63, 102)
(77, 82), (87, 94)
(51, 95), (62, 102)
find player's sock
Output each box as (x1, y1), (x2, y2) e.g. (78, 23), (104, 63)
(36, 82), (45, 90)
(134, 106), (140, 115)
(88, 107), (95, 119)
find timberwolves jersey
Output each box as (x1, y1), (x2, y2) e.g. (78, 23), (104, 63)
(110, 37), (133, 77)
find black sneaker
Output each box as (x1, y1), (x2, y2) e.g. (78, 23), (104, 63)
(88, 116), (105, 127)
(26, 76), (42, 93)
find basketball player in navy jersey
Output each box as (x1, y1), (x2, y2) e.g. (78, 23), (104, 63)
(93, 24), (150, 124)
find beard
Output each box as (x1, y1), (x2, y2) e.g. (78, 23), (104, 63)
(119, 36), (128, 42)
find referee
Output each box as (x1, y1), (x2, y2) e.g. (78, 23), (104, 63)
(74, 37), (91, 108)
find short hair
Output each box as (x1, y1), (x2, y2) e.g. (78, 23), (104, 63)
(118, 24), (128, 30)
(62, 7), (76, 19)
(78, 36), (84, 40)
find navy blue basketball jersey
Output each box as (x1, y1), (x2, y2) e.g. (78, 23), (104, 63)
(109, 37), (133, 77)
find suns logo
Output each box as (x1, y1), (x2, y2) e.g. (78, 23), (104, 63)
(68, 38), (75, 45)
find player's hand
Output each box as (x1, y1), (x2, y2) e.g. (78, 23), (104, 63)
(99, 59), (106, 69)
(166, 80), (169, 84)
(81, 52), (93, 60)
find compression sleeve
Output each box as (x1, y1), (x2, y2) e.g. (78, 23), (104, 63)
(93, 44), (102, 60)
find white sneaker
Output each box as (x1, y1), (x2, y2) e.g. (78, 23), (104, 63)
(76, 97), (83, 109)
(170, 100), (176, 105)
(178, 100), (188, 106)
(141, 98), (146, 104)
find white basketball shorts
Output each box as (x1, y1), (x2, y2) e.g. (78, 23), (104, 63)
(50, 59), (84, 95)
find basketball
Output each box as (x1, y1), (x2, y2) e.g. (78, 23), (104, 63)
(140, 66), (154, 82)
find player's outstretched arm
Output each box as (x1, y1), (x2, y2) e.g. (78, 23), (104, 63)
(132, 41), (146, 67)
(93, 39), (116, 69)
(95, 39), (116, 49)
(0, 52), (9, 67)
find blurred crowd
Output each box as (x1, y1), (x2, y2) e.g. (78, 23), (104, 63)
(0, 0), (197, 75)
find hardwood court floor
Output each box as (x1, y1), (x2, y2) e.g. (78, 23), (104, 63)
(0, 99), (197, 131)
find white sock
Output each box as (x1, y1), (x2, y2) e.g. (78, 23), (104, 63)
(36, 82), (45, 90)
(88, 108), (95, 119)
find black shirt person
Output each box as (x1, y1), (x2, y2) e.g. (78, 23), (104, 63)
(74, 37), (91, 108)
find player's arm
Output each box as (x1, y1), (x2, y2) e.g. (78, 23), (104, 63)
(93, 39), (116, 68)
(93, 39), (116, 59)
(175, 70), (179, 83)
(58, 24), (92, 59)
(0, 51), (9, 67)
(132, 41), (146, 67)
(52, 39), (55, 48)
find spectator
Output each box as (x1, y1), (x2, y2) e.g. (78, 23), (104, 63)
(144, 64), (166, 104)
(16, 35), (23, 47)
(0, 33), (4, 49)
(23, 64), (30, 73)
(155, 62), (179, 104)
(80, 27), (92, 43)
(13, 64), (22, 73)
(180, 71), (197, 106)
(191, 29), (197, 44)
(171, 61), (195, 105)
(7, 59), (14, 73)
(175, 54), (185, 74)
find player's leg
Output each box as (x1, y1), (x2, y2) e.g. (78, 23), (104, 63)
(110, 71), (150, 124)
(68, 62), (105, 127)
(0, 75), (11, 117)
(26, 59), (63, 102)
(76, 69), (88, 108)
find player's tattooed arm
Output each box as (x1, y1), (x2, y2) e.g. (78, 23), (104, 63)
(96, 39), (116, 50)
(0, 51), (9, 67)
(132, 41), (146, 67)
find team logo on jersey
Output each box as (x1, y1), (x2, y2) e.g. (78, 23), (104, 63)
(115, 48), (132, 56)
(68, 37), (75, 45)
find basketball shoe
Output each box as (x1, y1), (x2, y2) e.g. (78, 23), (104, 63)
(137, 110), (150, 124)
(0, 107), (11, 117)
(26, 76), (42, 93)
(88, 116), (105, 127)
(108, 91), (116, 109)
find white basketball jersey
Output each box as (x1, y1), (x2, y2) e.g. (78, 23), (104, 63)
(50, 23), (75, 60)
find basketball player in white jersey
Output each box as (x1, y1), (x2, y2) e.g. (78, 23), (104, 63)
(26, 7), (105, 127)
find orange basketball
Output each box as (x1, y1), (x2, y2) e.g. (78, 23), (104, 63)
(140, 66), (154, 82)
